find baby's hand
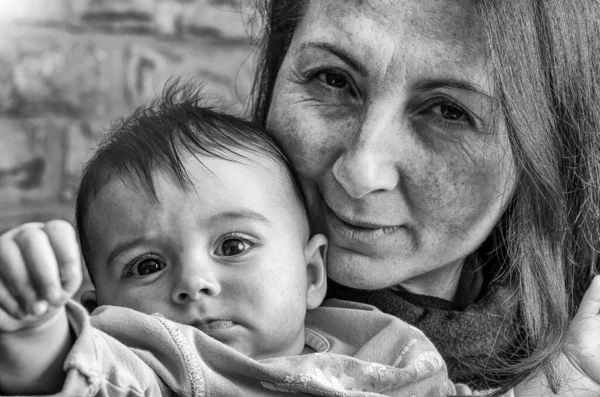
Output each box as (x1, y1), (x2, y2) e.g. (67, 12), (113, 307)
(0, 220), (82, 333)
(514, 277), (600, 397)
(562, 275), (600, 392)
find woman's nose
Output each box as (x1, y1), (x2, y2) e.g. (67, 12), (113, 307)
(171, 264), (221, 304)
(332, 107), (401, 199)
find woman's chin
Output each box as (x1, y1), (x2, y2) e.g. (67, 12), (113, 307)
(326, 245), (414, 290)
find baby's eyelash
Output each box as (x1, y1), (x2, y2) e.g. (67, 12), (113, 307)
(120, 253), (162, 279)
(215, 232), (258, 256)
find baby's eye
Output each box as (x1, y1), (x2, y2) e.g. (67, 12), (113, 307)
(132, 259), (165, 276)
(219, 238), (250, 257)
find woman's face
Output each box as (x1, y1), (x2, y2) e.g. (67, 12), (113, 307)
(266, 0), (516, 297)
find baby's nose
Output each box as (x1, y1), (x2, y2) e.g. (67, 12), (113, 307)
(171, 269), (221, 303)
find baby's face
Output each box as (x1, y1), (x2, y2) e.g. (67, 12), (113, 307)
(84, 151), (323, 359)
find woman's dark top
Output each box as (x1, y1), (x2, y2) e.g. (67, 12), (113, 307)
(327, 272), (516, 390)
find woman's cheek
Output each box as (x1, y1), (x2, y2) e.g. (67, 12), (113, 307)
(411, 148), (514, 238)
(269, 101), (353, 179)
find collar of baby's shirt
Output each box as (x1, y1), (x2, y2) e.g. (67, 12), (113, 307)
(304, 328), (331, 353)
(149, 313), (332, 354)
(149, 313), (333, 355)
(63, 300), (103, 374)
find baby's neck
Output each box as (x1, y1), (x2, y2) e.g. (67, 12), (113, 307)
(301, 344), (317, 355)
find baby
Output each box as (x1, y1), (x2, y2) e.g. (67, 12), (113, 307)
(1, 81), (599, 397)
(0, 82), (454, 396)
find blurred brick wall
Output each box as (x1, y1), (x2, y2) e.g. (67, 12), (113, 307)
(0, 0), (256, 234)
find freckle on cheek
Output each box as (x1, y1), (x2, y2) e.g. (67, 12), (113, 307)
(271, 116), (296, 146)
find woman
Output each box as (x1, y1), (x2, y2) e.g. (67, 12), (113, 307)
(252, 0), (600, 394)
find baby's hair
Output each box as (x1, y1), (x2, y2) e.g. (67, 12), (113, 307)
(75, 78), (305, 280)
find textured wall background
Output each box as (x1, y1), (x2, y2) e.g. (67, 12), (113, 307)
(0, 0), (256, 233)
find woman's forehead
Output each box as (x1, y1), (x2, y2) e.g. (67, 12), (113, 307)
(297, 0), (485, 61)
(288, 0), (490, 96)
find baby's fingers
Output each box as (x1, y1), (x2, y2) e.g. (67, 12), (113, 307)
(0, 278), (24, 319)
(0, 233), (41, 316)
(15, 225), (65, 308)
(43, 220), (82, 299)
(565, 275), (600, 388)
(575, 275), (600, 321)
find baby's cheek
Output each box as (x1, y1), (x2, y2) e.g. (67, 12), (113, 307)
(126, 294), (162, 315)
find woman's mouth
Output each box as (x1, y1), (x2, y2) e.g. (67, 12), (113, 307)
(323, 202), (404, 240)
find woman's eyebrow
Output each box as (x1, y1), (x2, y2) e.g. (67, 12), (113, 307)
(298, 42), (367, 76)
(411, 79), (493, 100)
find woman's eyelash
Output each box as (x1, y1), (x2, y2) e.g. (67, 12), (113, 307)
(305, 69), (357, 98)
(424, 99), (477, 130)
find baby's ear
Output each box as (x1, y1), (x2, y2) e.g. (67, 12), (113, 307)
(80, 290), (98, 313)
(304, 234), (328, 310)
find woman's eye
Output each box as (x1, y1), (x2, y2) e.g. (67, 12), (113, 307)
(440, 103), (466, 120)
(132, 259), (165, 276)
(416, 99), (478, 133)
(306, 69), (358, 100)
(321, 71), (348, 88)
(433, 103), (468, 122)
(219, 238), (250, 257)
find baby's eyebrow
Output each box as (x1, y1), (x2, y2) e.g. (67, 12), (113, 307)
(208, 210), (271, 226)
(107, 237), (147, 267)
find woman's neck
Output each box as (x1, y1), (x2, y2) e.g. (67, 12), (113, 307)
(398, 259), (470, 303)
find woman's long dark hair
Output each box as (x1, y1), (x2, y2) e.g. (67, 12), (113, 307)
(251, 0), (307, 125)
(250, 0), (600, 394)
(475, 0), (600, 391)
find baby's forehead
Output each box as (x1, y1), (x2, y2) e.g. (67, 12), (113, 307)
(85, 148), (309, 242)
(95, 149), (304, 217)
(182, 151), (310, 238)
(195, 152), (305, 210)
